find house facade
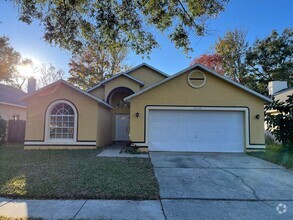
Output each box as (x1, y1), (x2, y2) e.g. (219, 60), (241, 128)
(23, 63), (272, 152)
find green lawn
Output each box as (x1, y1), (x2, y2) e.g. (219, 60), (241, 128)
(0, 144), (159, 200)
(248, 144), (293, 169)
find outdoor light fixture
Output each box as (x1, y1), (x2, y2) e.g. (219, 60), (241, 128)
(255, 114), (260, 119)
(136, 112), (139, 118)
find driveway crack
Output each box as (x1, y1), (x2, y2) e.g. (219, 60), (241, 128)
(201, 155), (260, 200)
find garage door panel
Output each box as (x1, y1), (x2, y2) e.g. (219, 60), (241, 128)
(148, 110), (244, 152)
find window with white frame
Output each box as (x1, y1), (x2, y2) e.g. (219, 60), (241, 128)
(49, 102), (75, 139)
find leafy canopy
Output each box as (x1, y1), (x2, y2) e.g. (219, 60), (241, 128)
(246, 28), (293, 95)
(68, 45), (129, 90)
(13, 0), (229, 55)
(191, 28), (292, 96)
(215, 29), (248, 83)
(0, 36), (21, 81)
(190, 53), (224, 74)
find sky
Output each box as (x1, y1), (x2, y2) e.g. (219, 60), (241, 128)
(0, 0), (292, 77)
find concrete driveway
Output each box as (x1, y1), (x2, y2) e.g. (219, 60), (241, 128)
(150, 152), (293, 220)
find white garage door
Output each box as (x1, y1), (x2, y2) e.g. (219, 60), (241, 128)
(148, 110), (244, 152)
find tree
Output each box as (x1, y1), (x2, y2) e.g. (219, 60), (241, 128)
(215, 29), (248, 83)
(190, 53), (224, 74)
(0, 36), (64, 90)
(265, 95), (293, 148)
(12, 0), (229, 55)
(9, 58), (33, 89)
(0, 36), (21, 81)
(10, 62), (65, 90)
(36, 64), (65, 89)
(68, 45), (129, 90)
(246, 29), (293, 95)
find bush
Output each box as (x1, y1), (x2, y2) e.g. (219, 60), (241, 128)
(120, 141), (142, 154)
(265, 134), (277, 146)
(265, 94), (293, 148)
(0, 117), (6, 145)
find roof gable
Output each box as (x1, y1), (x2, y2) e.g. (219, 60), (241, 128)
(123, 63), (169, 78)
(22, 80), (113, 109)
(86, 63), (168, 93)
(125, 64), (272, 103)
(87, 73), (144, 93)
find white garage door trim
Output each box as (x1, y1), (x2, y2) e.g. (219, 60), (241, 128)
(135, 106), (253, 151)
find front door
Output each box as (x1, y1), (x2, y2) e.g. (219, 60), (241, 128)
(115, 114), (130, 141)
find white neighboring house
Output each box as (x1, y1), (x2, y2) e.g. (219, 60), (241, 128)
(267, 81), (292, 113)
(265, 81), (292, 139)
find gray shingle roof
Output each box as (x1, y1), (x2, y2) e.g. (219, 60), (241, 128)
(0, 84), (27, 106)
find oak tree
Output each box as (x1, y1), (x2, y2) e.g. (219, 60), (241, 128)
(13, 0), (229, 55)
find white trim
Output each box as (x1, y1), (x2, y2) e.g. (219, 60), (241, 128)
(24, 141), (96, 146)
(133, 106), (258, 151)
(124, 63), (272, 103)
(187, 70), (206, 88)
(0, 102), (26, 108)
(21, 80), (113, 109)
(44, 100), (78, 144)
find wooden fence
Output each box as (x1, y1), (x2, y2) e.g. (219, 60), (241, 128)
(7, 120), (26, 143)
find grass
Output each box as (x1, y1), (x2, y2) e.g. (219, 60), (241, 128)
(248, 144), (293, 169)
(0, 144), (159, 200)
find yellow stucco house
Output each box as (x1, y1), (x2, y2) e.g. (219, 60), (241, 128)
(23, 63), (272, 152)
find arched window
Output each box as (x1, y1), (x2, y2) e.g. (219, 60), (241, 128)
(45, 100), (77, 141)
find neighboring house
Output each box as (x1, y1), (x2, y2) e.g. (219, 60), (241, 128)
(0, 84), (27, 121)
(274, 87), (293, 102)
(268, 81), (292, 100)
(266, 81), (292, 116)
(22, 63), (272, 152)
(265, 81), (292, 133)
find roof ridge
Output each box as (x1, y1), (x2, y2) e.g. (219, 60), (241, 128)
(0, 83), (27, 94)
(86, 63), (169, 92)
(21, 80), (113, 109)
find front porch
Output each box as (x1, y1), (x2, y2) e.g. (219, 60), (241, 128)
(107, 87), (133, 142)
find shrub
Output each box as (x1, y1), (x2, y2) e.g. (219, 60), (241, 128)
(265, 94), (293, 148)
(265, 134), (277, 146)
(120, 141), (142, 154)
(0, 117), (6, 145)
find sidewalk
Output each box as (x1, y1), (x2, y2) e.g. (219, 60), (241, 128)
(0, 197), (165, 219)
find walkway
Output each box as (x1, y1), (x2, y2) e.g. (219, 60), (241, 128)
(0, 198), (164, 219)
